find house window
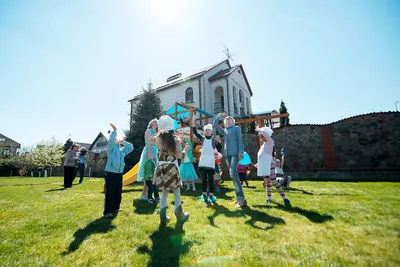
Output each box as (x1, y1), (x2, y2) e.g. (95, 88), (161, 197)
(233, 86), (238, 114)
(0, 138), (5, 142)
(185, 88), (193, 103)
(97, 141), (107, 147)
(239, 90), (243, 103)
(246, 97), (250, 114)
(2, 149), (10, 157)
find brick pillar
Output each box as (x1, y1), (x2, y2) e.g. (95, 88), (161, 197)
(321, 125), (338, 170)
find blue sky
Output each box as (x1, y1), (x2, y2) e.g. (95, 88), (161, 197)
(1, 0), (399, 148)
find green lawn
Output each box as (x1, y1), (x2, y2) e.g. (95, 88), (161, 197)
(0, 177), (399, 267)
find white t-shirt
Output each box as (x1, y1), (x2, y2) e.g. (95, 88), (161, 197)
(275, 166), (284, 175)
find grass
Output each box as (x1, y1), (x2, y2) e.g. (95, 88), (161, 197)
(0, 177), (399, 267)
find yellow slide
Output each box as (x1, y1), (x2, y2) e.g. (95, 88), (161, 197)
(102, 163), (140, 192)
(122, 163), (140, 186)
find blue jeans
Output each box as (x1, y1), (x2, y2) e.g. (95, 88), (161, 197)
(225, 155), (245, 201)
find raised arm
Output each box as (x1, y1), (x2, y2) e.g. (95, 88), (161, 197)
(192, 126), (204, 141)
(107, 123), (117, 153)
(213, 115), (226, 136)
(281, 152), (285, 168)
(121, 141), (134, 156)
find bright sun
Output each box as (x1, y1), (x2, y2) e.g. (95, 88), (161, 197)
(147, 0), (189, 27)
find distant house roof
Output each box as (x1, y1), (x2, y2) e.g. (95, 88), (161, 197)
(88, 131), (110, 151)
(128, 60), (231, 102)
(88, 131), (125, 151)
(0, 133), (21, 148)
(208, 65), (253, 96)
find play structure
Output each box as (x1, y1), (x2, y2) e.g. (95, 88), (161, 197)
(103, 102), (289, 190)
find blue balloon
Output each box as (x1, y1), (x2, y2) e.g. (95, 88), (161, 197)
(173, 120), (179, 131)
(239, 151), (251, 165)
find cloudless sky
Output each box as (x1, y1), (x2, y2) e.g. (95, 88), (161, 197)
(1, 0), (399, 148)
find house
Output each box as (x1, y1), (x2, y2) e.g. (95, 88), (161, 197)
(128, 60), (253, 124)
(0, 133), (21, 157)
(88, 131), (111, 154)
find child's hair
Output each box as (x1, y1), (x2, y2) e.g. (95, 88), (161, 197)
(224, 116), (236, 125)
(159, 130), (176, 153)
(147, 119), (158, 129)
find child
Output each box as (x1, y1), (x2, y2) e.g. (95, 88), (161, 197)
(214, 150), (222, 193)
(63, 143), (80, 188)
(275, 150), (292, 190)
(179, 136), (198, 191)
(150, 115), (189, 226)
(254, 126), (291, 207)
(103, 123), (134, 218)
(138, 119), (160, 203)
(237, 164), (249, 187)
(78, 147), (88, 184)
(192, 114), (218, 203)
(214, 112), (247, 208)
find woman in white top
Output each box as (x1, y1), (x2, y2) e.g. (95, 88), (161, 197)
(254, 126), (291, 207)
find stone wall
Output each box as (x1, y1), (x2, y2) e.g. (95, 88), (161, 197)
(241, 112), (400, 178)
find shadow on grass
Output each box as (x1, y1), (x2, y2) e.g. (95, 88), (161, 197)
(286, 187), (314, 195)
(138, 222), (194, 267)
(122, 188), (144, 193)
(45, 188), (68, 192)
(133, 199), (157, 215)
(180, 185), (235, 201)
(288, 187), (360, 196)
(207, 204), (285, 230)
(254, 203), (334, 223)
(62, 216), (116, 255)
(0, 182), (58, 187)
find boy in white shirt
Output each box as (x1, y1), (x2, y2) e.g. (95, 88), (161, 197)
(275, 149), (292, 190)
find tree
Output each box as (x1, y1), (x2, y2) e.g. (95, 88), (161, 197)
(125, 87), (163, 167)
(0, 138), (63, 177)
(32, 137), (64, 176)
(9, 153), (34, 177)
(279, 100), (290, 127)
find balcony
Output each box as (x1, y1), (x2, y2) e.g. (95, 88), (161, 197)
(214, 102), (224, 114)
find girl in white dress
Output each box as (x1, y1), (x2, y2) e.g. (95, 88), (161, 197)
(254, 126), (291, 207)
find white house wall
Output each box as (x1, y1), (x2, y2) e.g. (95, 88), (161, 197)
(229, 69), (252, 115)
(156, 79), (200, 111)
(130, 62), (253, 119)
(210, 79), (229, 115)
(202, 61), (230, 113)
(130, 80), (200, 114)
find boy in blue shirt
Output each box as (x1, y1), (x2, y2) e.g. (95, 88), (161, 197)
(103, 123), (134, 218)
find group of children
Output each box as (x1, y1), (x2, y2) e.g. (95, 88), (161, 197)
(100, 112), (292, 225)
